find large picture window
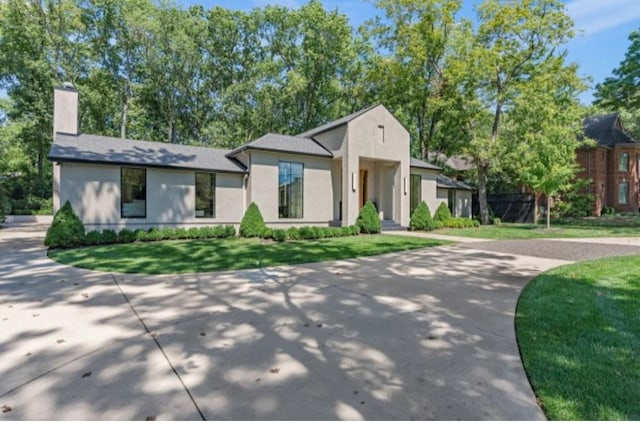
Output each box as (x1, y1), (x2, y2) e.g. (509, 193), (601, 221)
(619, 182), (629, 205)
(121, 167), (146, 218)
(410, 174), (421, 215)
(279, 161), (304, 218)
(195, 173), (215, 218)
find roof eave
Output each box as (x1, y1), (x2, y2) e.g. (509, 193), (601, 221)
(47, 156), (248, 174)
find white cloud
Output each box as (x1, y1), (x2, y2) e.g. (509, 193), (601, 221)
(566, 0), (640, 37)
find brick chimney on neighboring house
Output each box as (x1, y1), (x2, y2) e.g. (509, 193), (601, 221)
(52, 82), (78, 212)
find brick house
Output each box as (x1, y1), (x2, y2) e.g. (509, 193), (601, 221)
(577, 113), (640, 215)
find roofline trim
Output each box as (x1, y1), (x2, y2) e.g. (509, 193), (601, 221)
(226, 145), (334, 159)
(47, 156), (248, 174)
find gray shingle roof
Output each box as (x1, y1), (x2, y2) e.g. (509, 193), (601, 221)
(584, 113), (639, 147)
(427, 152), (473, 171)
(437, 174), (473, 191)
(49, 133), (247, 173)
(410, 157), (441, 171)
(297, 104), (381, 138)
(226, 133), (333, 158)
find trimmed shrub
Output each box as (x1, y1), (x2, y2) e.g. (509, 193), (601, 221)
(299, 226), (318, 239)
(240, 202), (266, 237)
(340, 226), (352, 237)
(356, 201), (381, 234)
(433, 220), (444, 230)
(273, 229), (287, 242)
(138, 228), (162, 242)
(101, 229), (118, 244)
(44, 201), (85, 249)
(350, 224), (361, 235)
(409, 201), (435, 231)
(433, 202), (452, 222)
(118, 228), (136, 243)
(224, 225), (236, 237)
(491, 217), (501, 225)
(286, 227), (301, 240)
(85, 230), (103, 246)
(262, 227), (273, 239)
(472, 219), (481, 228)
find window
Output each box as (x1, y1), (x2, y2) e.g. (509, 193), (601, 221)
(410, 174), (421, 215)
(121, 167), (146, 218)
(619, 152), (629, 171)
(448, 190), (456, 217)
(619, 182), (629, 205)
(279, 161), (303, 218)
(195, 173), (215, 218)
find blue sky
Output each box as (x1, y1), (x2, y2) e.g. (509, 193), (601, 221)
(180, 0), (640, 105)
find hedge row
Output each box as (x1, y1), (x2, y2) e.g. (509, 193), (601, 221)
(262, 224), (361, 242)
(45, 201), (236, 249)
(409, 201), (479, 231)
(83, 225), (236, 246)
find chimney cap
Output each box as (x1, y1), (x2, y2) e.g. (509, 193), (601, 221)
(59, 81), (76, 91)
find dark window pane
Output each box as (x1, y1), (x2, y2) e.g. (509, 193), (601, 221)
(619, 153), (629, 172)
(410, 174), (421, 215)
(279, 161), (303, 218)
(121, 168), (146, 218)
(196, 173), (215, 218)
(619, 182), (628, 204)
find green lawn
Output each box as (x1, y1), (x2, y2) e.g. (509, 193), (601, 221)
(516, 256), (640, 420)
(49, 234), (448, 274)
(435, 223), (640, 239)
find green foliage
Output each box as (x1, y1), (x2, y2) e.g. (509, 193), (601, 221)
(601, 206), (616, 216)
(286, 227), (301, 240)
(409, 201), (435, 231)
(118, 228), (136, 243)
(0, 185), (10, 223)
(273, 229), (287, 242)
(440, 218), (476, 228)
(101, 229), (118, 244)
(594, 29), (640, 113)
(44, 201), (85, 248)
(84, 230), (103, 246)
(491, 217), (501, 225)
(239, 202), (267, 238)
(433, 202), (452, 222)
(357, 201), (381, 234)
(551, 179), (597, 219)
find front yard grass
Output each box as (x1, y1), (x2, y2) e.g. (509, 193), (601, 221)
(516, 256), (640, 420)
(49, 234), (448, 274)
(435, 223), (640, 239)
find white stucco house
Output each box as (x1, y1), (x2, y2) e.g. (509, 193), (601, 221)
(48, 85), (472, 230)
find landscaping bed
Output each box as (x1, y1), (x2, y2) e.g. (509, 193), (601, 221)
(433, 223), (640, 239)
(516, 256), (640, 420)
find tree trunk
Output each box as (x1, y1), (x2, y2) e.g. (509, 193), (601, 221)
(120, 81), (130, 139)
(546, 194), (551, 229)
(478, 163), (490, 225)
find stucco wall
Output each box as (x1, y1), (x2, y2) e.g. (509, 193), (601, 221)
(247, 150), (334, 226)
(59, 162), (244, 230)
(346, 106), (410, 226)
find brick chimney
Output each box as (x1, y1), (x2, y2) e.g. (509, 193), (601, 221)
(53, 82), (78, 136)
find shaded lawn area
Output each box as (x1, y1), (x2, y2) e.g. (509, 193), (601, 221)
(435, 223), (640, 239)
(516, 256), (640, 420)
(48, 234), (448, 274)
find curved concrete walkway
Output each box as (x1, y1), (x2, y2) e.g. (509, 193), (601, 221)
(2, 224), (639, 420)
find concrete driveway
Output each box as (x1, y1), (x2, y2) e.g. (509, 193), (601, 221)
(1, 225), (638, 420)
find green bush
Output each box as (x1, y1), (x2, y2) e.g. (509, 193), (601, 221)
(491, 217), (501, 225)
(273, 229), (287, 242)
(118, 228), (136, 243)
(601, 206), (616, 216)
(350, 224), (361, 235)
(44, 201), (85, 249)
(224, 225), (236, 238)
(356, 201), (381, 234)
(286, 227), (301, 240)
(85, 230), (103, 246)
(409, 201), (435, 231)
(0, 186), (11, 223)
(472, 219), (481, 228)
(239, 202), (266, 237)
(433, 221), (444, 230)
(262, 227), (273, 239)
(101, 229), (118, 244)
(299, 226), (318, 239)
(137, 228), (162, 242)
(433, 202), (452, 222)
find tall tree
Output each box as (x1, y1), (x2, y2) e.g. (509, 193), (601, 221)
(504, 57), (586, 228)
(449, 0), (576, 224)
(0, 0), (87, 184)
(594, 28), (640, 112)
(366, 0), (462, 159)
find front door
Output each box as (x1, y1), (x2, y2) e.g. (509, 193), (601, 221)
(359, 169), (368, 209)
